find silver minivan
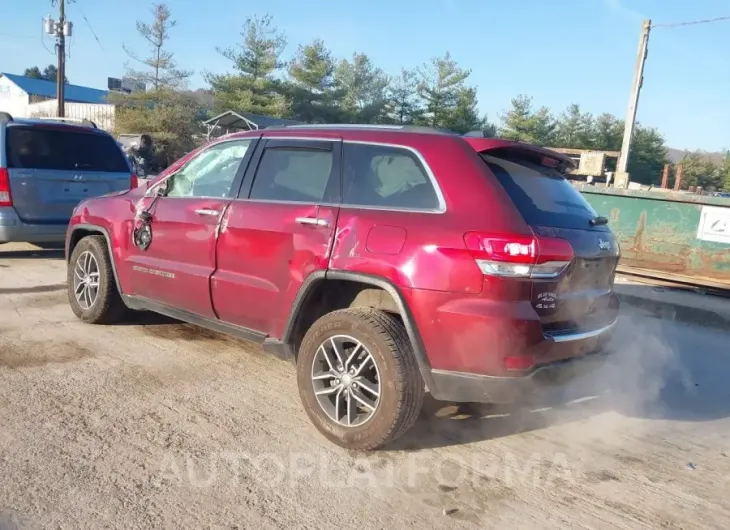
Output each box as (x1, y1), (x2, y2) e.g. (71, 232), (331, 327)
(0, 113), (136, 245)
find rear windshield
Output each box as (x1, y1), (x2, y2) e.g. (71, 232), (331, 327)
(6, 126), (130, 173)
(481, 153), (606, 231)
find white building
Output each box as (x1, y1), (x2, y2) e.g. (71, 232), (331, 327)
(0, 73), (116, 130)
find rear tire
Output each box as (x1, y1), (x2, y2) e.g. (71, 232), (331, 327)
(67, 235), (127, 324)
(296, 308), (424, 450)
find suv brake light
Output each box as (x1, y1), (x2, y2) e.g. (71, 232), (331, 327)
(0, 168), (12, 207)
(131, 174), (139, 189)
(464, 233), (574, 279)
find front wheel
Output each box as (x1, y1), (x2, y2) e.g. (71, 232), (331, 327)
(67, 235), (127, 324)
(296, 308), (424, 450)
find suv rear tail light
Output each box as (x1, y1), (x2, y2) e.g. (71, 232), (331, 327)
(131, 174), (139, 189)
(0, 168), (12, 207)
(464, 233), (574, 279)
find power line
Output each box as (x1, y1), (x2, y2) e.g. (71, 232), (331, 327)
(74, 1), (104, 51)
(652, 15), (730, 28)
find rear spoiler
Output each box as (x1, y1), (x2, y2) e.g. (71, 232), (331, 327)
(463, 136), (577, 173)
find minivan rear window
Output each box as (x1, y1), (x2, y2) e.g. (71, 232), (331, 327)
(481, 153), (606, 231)
(6, 126), (130, 173)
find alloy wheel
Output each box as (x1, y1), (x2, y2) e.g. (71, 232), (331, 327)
(73, 250), (100, 310)
(311, 335), (382, 427)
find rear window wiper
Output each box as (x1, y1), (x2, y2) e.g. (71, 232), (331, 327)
(589, 216), (609, 226)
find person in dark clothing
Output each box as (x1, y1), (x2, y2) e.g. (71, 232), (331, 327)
(129, 134), (156, 175)
(132, 134), (155, 174)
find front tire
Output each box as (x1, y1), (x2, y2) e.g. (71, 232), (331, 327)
(296, 308), (424, 450)
(67, 235), (127, 324)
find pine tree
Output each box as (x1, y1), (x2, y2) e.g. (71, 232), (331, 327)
(628, 126), (670, 185)
(334, 53), (389, 123)
(444, 87), (494, 135)
(499, 95), (556, 145)
(593, 113), (623, 152)
(123, 3), (193, 90)
(286, 39), (342, 123)
(555, 104), (594, 148)
(386, 68), (422, 125)
(721, 152), (730, 192)
(417, 52), (470, 129)
(206, 14), (288, 117)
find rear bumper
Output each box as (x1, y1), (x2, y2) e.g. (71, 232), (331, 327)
(427, 319), (617, 403)
(0, 207), (67, 244)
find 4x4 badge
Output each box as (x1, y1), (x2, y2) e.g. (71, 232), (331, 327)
(598, 239), (611, 251)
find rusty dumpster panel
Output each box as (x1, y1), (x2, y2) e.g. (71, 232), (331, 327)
(578, 186), (730, 286)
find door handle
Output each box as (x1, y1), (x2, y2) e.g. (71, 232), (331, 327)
(194, 208), (220, 217)
(295, 217), (329, 228)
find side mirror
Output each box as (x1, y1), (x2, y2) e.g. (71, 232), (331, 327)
(146, 176), (171, 197)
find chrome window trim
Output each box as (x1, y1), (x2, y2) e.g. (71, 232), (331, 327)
(257, 136), (339, 142)
(234, 138), (447, 214)
(150, 136), (447, 215)
(230, 197), (444, 215)
(143, 195), (231, 201)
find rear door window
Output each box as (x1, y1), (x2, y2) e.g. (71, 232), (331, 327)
(482, 154), (605, 231)
(342, 143), (441, 210)
(6, 126), (130, 173)
(249, 144), (335, 202)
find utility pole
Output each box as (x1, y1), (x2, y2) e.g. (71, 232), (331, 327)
(615, 19), (652, 188)
(45, 1), (72, 117)
(56, 0), (67, 117)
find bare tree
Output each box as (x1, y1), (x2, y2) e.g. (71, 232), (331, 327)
(123, 3), (193, 90)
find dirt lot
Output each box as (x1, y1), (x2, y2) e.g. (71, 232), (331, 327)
(1, 243), (730, 529)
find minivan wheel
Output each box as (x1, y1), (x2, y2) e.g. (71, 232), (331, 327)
(67, 235), (127, 324)
(296, 308), (424, 450)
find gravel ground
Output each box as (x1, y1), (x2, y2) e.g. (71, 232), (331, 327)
(1, 243), (730, 529)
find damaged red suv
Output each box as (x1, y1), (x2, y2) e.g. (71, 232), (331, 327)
(65, 125), (620, 449)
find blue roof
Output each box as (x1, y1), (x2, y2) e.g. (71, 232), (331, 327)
(1, 73), (109, 104)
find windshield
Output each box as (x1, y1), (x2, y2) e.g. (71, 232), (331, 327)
(481, 153), (606, 231)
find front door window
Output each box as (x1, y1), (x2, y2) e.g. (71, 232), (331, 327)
(166, 139), (252, 198)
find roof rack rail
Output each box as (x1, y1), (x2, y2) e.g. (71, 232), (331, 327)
(36, 116), (98, 129)
(282, 124), (405, 130)
(464, 130), (491, 137)
(267, 123), (458, 135)
(0, 111), (13, 122)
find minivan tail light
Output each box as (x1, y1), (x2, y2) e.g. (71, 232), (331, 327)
(130, 174), (139, 189)
(464, 233), (574, 279)
(0, 168), (12, 207)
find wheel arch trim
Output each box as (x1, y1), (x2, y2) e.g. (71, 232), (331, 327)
(281, 270), (435, 391)
(67, 224), (123, 294)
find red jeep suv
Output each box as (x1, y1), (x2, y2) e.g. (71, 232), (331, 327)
(65, 125), (620, 450)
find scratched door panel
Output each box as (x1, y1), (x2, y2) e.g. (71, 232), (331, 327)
(212, 201), (337, 335)
(211, 137), (342, 336)
(125, 197), (230, 318)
